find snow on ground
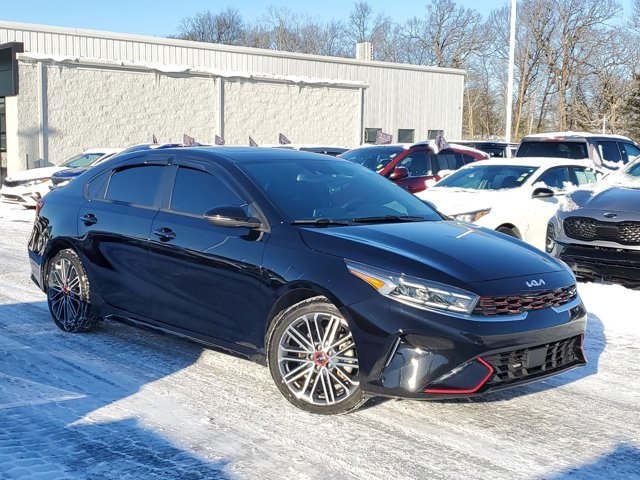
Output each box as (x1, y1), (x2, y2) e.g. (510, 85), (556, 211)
(0, 203), (638, 479)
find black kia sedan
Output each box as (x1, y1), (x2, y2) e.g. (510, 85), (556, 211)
(28, 147), (587, 414)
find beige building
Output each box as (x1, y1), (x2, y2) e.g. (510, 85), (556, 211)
(0, 21), (465, 177)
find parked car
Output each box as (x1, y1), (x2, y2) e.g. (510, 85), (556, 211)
(452, 140), (518, 158)
(547, 157), (640, 288)
(50, 143), (184, 189)
(1, 148), (121, 207)
(516, 132), (640, 170)
(417, 158), (600, 250)
(29, 147), (586, 414)
(340, 142), (488, 194)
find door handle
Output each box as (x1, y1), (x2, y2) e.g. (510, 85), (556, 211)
(153, 227), (176, 241)
(80, 213), (98, 226)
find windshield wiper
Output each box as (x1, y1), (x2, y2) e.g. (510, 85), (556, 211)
(351, 215), (426, 224)
(291, 218), (353, 226)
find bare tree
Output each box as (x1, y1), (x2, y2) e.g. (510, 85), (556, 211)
(176, 8), (246, 45)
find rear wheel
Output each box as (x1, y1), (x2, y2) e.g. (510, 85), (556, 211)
(46, 249), (102, 332)
(267, 297), (365, 414)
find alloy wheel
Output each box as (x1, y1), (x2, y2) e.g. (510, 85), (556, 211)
(277, 312), (359, 406)
(48, 257), (83, 329)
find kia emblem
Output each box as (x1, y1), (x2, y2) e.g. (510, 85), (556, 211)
(603, 212), (617, 219)
(526, 279), (546, 288)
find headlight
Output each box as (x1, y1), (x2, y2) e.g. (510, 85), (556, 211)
(24, 178), (50, 187)
(345, 260), (479, 315)
(452, 208), (491, 223)
(559, 195), (580, 213)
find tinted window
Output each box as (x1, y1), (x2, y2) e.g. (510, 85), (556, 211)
(516, 141), (588, 159)
(624, 160), (640, 178)
(106, 165), (164, 206)
(170, 167), (244, 216)
(340, 146), (405, 172)
(572, 167), (598, 185)
(622, 143), (640, 163)
(239, 158), (442, 222)
(398, 151), (429, 176)
(536, 167), (571, 190)
(87, 171), (110, 199)
(595, 141), (622, 162)
(437, 165), (538, 190)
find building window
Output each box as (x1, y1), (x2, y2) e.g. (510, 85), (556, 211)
(364, 127), (381, 144)
(398, 129), (414, 143)
(427, 129), (444, 140)
(0, 98), (6, 152)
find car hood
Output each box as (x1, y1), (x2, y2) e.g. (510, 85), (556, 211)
(300, 221), (564, 286)
(5, 166), (65, 181)
(52, 167), (88, 178)
(419, 187), (521, 215)
(572, 186), (640, 213)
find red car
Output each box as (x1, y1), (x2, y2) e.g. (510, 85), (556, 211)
(340, 141), (488, 194)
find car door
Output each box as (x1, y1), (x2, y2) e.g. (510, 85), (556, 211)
(77, 156), (171, 317)
(145, 159), (270, 346)
(523, 167), (571, 249)
(393, 149), (435, 192)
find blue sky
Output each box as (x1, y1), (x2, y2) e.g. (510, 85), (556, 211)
(2, 0), (632, 38)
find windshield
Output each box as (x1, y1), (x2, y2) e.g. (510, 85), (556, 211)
(436, 165), (538, 190)
(340, 146), (405, 172)
(516, 140), (588, 159)
(605, 157), (640, 186)
(62, 153), (105, 168)
(238, 158), (443, 223)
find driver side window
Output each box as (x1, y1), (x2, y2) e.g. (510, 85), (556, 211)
(537, 167), (571, 191)
(398, 151), (429, 177)
(170, 167), (245, 216)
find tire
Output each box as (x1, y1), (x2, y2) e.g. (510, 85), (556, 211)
(46, 249), (102, 333)
(267, 296), (366, 414)
(496, 226), (519, 238)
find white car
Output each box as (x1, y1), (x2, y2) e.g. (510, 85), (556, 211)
(1, 148), (121, 207)
(417, 158), (600, 250)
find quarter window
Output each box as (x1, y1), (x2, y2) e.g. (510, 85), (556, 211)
(170, 167), (244, 216)
(106, 165), (164, 206)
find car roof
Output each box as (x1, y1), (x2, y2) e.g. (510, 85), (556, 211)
(157, 146), (345, 164)
(521, 131), (634, 142)
(84, 148), (123, 155)
(459, 157), (595, 169)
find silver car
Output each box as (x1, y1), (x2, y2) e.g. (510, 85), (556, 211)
(546, 157), (640, 288)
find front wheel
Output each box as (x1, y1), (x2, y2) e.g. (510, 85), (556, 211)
(46, 249), (102, 332)
(267, 297), (366, 414)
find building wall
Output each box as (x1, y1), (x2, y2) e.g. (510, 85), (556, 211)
(223, 81), (359, 146)
(0, 21), (465, 141)
(16, 61), (218, 168)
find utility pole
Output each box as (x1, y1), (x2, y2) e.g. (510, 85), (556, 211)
(505, 0), (517, 145)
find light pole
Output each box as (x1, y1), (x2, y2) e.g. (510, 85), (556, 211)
(505, 0), (517, 146)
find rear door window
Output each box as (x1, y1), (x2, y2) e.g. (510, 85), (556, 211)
(621, 143), (640, 164)
(572, 167), (598, 186)
(170, 167), (245, 216)
(106, 165), (164, 207)
(595, 141), (623, 163)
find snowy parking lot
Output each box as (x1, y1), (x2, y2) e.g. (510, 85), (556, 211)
(0, 203), (639, 480)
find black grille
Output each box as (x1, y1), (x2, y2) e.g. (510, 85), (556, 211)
(564, 217), (640, 245)
(473, 285), (577, 316)
(2, 179), (30, 188)
(484, 336), (583, 386)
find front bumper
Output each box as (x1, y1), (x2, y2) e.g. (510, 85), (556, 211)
(1, 183), (51, 207)
(557, 243), (640, 286)
(343, 289), (587, 400)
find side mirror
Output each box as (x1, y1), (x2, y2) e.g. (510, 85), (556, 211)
(532, 187), (555, 199)
(389, 166), (409, 180)
(205, 206), (263, 229)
